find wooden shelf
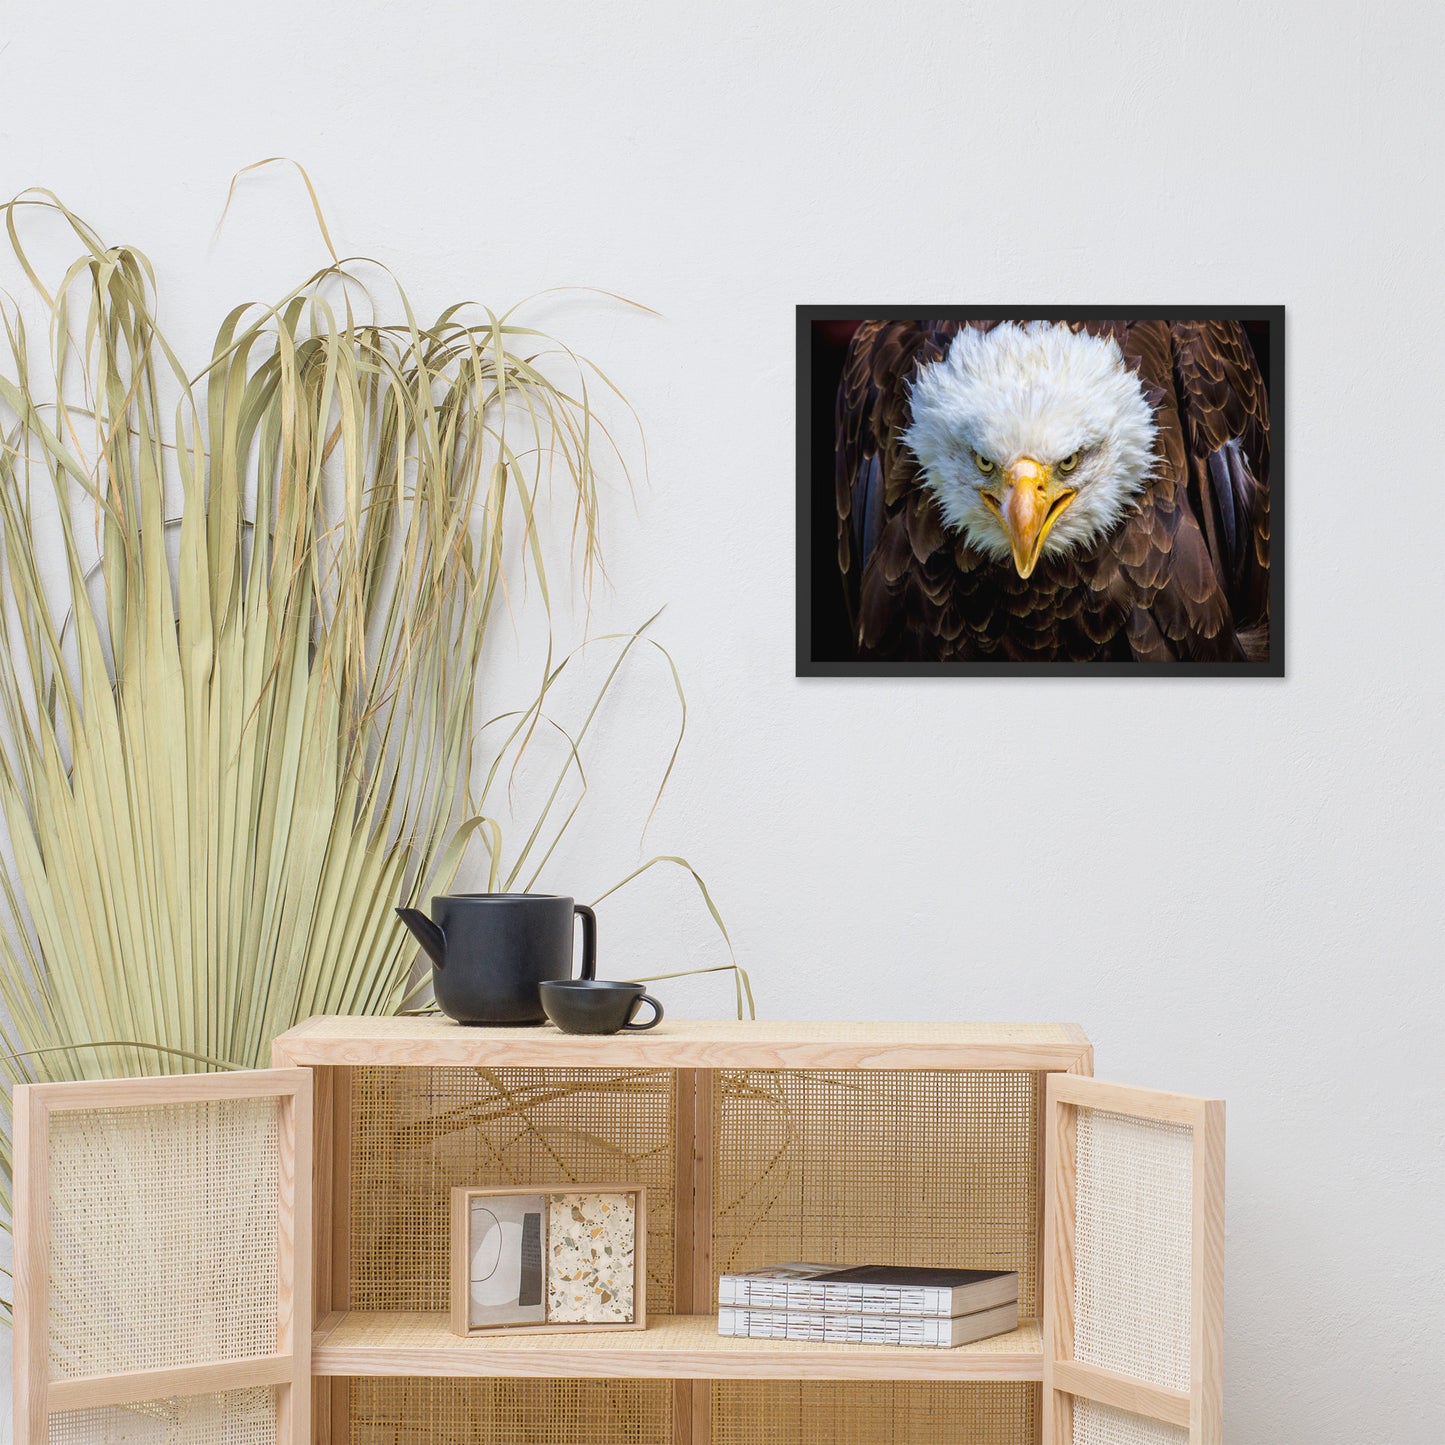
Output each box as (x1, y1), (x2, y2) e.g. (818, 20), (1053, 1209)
(311, 1311), (1043, 1382)
(274, 1015), (1092, 1072)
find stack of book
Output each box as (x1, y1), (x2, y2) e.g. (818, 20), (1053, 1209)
(716, 1262), (1019, 1349)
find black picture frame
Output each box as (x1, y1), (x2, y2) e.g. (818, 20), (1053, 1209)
(796, 306), (1286, 678)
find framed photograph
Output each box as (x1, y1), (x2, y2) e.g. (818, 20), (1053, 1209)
(798, 308), (1284, 676)
(449, 1184), (646, 1336)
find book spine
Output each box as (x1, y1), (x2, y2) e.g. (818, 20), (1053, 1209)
(717, 1307), (955, 1347)
(716, 1278), (954, 1316)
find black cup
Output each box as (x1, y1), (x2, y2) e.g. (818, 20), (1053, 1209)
(539, 980), (664, 1035)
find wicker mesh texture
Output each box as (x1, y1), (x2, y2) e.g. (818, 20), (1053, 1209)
(347, 1377), (672, 1445)
(47, 1099), (280, 1378)
(712, 1381), (1039, 1445)
(47, 1388), (277, 1444)
(1073, 1107), (1192, 1391)
(345, 1066), (1047, 1445)
(712, 1070), (1041, 1315)
(1072, 1399), (1189, 1445)
(349, 1067), (675, 1313)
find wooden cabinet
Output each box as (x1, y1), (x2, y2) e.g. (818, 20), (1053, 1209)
(11, 1019), (1223, 1445)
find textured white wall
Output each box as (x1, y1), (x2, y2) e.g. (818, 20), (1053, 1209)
(2, 1), (1442, 1440)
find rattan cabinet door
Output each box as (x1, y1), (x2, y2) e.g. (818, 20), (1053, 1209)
(12, 1068), (312, 1445)
(1042, 1076), (1224, 1445)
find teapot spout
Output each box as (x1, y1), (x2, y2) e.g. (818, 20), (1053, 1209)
(396, 907), (447, 969)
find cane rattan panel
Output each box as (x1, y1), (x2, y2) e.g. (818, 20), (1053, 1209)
(711, 1069), (1042, 1316)
(1073, 1109), (1192, 1391)
(47, 1388), (278, 1445)
(713, 1380), (1039, 1445)
(347, 1377), (673, 1445)
(348, 1067), (676, 1314)
(1072, 1399), (1189, 1445)
(47, 1098), (281, 1377)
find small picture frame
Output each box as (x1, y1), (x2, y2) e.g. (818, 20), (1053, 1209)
(450, 1184), (647, 1336)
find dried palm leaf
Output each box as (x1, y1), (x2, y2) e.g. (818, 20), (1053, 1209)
(0, 182), (748, 1321)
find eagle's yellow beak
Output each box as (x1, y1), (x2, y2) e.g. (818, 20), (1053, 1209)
(981, 457), (1077, 579)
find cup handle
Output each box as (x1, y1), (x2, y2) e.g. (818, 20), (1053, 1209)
(573, 903), (597, 981)
(622, 993), (664, 1031)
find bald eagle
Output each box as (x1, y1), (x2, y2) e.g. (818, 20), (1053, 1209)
(834, 319), (1271, 663)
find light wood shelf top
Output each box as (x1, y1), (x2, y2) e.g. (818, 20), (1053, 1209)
(273, 1015), (1091, 1070)
(312, 1311), (1043, 1382)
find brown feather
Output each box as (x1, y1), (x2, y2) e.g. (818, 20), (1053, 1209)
(835, 318), (1271, 663)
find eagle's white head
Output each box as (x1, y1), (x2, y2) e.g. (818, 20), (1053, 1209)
(902, 321), (1157, 579)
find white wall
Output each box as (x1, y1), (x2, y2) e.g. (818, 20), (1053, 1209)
(3, 1), (1442, 1439)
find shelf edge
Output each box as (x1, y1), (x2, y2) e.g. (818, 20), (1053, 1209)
(310, 1314), (1045, 1383)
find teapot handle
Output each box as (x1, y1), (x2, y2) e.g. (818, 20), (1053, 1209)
(573, 903), (597, 980)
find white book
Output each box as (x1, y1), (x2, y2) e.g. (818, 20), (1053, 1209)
(717, 1263), (1018, 1318)
(717, 1299), (1020, 1349)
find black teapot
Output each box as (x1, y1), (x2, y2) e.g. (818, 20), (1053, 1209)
(396, 893), (597, 1025)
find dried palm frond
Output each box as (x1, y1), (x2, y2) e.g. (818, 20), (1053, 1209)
(0, 184), (745, 1321)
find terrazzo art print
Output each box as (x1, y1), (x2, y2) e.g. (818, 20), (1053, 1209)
(546, 1192), (637, 1324)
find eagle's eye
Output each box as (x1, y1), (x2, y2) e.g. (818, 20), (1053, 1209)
(1058, 452), (1081, 474)
(973, 451), (996, 475)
